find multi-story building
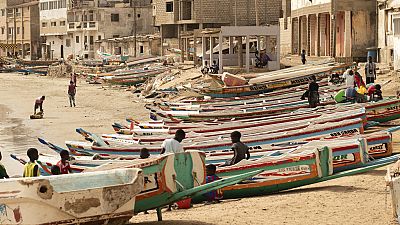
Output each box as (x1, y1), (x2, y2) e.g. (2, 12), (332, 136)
(40, 0), (73, 59)
(377, 0), (400, 69)
(153, 0), (282, 56)
(0, 0), (41, 60)
(281, 0), (377, 61)
(67, 0), (154, 59)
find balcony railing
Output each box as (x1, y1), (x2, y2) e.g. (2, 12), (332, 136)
(67, 22), (98, 31)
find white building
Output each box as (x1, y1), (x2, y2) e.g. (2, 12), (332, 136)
(40, 0), (73, 59)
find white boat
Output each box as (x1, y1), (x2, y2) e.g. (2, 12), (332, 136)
(0, 168), (143, 225)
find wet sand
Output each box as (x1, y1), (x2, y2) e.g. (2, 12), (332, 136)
(0, 72), (399, 225)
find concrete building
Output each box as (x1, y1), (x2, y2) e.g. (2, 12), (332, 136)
(94, 34), (161, 58)
(67, 0), (154, 59)
(153, 0), (282, 57)
(281, 0), (377, 61)
(377, 0), (400, 69)
(40, 0), (73, 59)
(0, 0), (41, 60)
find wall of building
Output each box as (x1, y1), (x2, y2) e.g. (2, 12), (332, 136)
(279, 17), (292, 57)
(378, 1), (400, 65)
(351, 10), (376, 59)
(154, 0), (282, 27)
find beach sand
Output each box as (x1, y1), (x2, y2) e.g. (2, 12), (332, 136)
(0, 72), (398, 225)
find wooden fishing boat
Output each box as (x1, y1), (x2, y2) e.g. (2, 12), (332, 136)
(8, 150), (262, 221)
(199, 63), (352, 98)
(0, 168), (143, 225)
(193, 144), (400, 201)
(80, 108), (367, 147)
(151, 98), (400, 122)
(63, 118), (364, 155)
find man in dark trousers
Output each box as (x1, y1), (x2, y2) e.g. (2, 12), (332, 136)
(68, 81), (76, 107)
(365, 56), (376, 84)
(301, 49), (307, 65)
(34, 96), (45, 114)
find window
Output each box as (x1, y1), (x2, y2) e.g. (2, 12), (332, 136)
(1, 9), (4, 16)
(76, 36), (79, 43)
(42, 22), (47, 27)
(58, 0), (66, 8)
(166, 2), (173, 12)
(16, 27), (20, 34)
(113, 35), (119, 38)
(1, 27), (4, 35)
(84, 36), (88, 44)
(90, 36), (94, 45)
(8, 28), (12, 35)
(51, 22), (57, 26)
(60, 21), (66, 26)
(140, 46), (144, 54)
(66, 39), (71, 47)
(98, 35), (101, 40)
(40, 2), (49, 10)
(128, 14), (131, 17)
(137, 14), (141, 18)
(111, 14), (119, 22)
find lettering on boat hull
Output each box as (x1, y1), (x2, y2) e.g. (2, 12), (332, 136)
(141, 173), (159, 193)
(333, 154), (356, 165)
(369, 143), (388, 154)
(329, 128), (359, 137)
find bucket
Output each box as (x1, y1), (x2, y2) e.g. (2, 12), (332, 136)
(176, 198), (192, 209)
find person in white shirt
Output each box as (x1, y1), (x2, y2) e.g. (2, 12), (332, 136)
(342, 69), (355, 88)
(161, 129), (186, 154)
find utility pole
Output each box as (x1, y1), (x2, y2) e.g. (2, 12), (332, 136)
(132, 0), (137, 57)
(255, 0), (259, 26)
(235, 0), (237, 26)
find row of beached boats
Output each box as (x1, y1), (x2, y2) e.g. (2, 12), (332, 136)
(3, 61), (400, 224)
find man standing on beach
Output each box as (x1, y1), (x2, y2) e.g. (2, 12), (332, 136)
(160, 129), (186, 154)
(68, 81), (76, 107)
(34, 96), (45, 114)
(301, 49), (307, 65)
(365, 56), (377, 84)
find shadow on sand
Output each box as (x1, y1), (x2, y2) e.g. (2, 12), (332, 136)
(280, 185), (367, 195)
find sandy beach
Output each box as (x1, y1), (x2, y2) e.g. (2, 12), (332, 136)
(0, 72), (399, 225)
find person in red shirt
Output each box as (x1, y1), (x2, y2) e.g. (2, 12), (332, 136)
(68, 81), (76, 107)
(56, 150), (72, 174)
(34, 96), (45, 114)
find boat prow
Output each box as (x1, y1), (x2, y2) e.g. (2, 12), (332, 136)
(0, 168), (143, 225)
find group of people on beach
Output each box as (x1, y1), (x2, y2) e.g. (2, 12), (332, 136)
(0, 127), (250, 204)
(301, 55), (382, 108)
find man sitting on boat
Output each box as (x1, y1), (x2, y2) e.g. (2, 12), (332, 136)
(140, 148), (150, 159)
(56, 150), (72, 174)
(161, 129), (186, 154)
(226, 131), (250, 166)
(23, 148), (40, 177)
